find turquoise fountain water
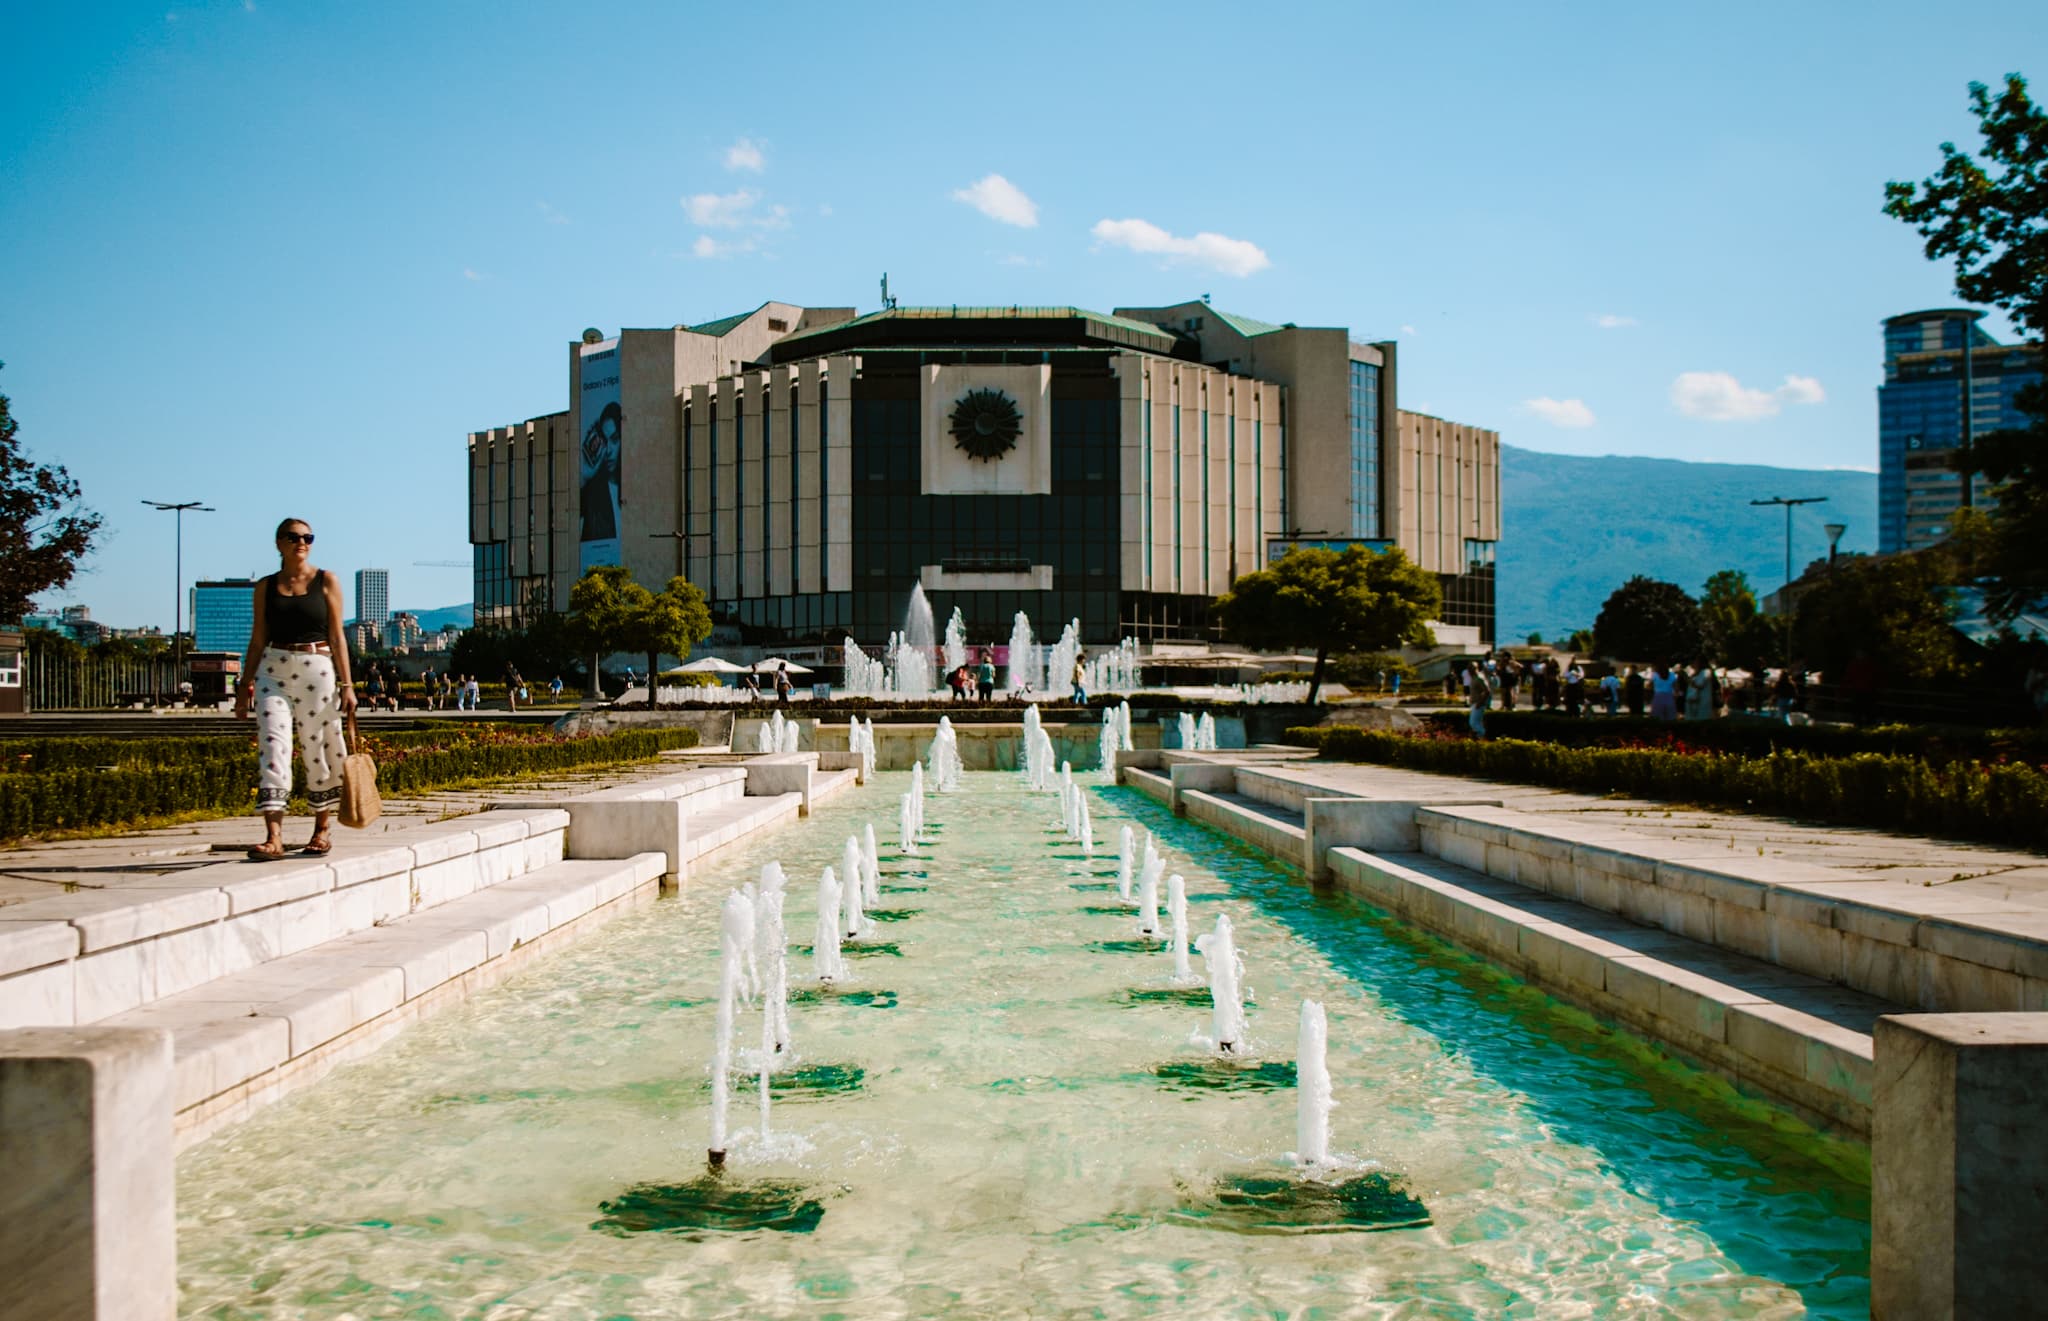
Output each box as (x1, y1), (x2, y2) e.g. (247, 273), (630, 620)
(174, 772), (1870, 1318)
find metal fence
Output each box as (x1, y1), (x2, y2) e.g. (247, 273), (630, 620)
(24, 651), (182, 711)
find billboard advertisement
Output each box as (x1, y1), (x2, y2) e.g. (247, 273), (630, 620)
(578, 340), (623, 572)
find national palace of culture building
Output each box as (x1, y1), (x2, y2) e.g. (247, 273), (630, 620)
(467, 299), (1501, 651)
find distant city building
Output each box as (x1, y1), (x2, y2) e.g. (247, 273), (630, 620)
(354, 569), (390, 626)
(465, 298), (1501, 647)
(1879, 308), (2042, 553)
(191, 580), (257, 653)
(422, 623), (462, 653)
(346, 620), (381, 654)
(22, 607), (108, 645)
(387, 611), (423, 650)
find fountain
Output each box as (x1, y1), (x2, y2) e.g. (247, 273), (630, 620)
(1194, 912), (1248, 1054)
(861, 823), (882, 900)
(842, 638), (886, 695)
(840, 836), (866, 921)
(1194, 712), (1217, 751)
(1097, 713), (1119, 780)
(898, 793), (917, 856)
(708, 890), (758, 1167)
(841, 845), (868, 939)
(1076, 793), (1093, 857)
(1046, 618), (1081, 703)
(1294, 999), (1333, 1169)
(1136, 850), (1163, 939)
(755, 864), (791, 1061)
(1167, 873), (1195, 985)
(1119, 701), (1134, 751)
(929, 717), (964, 793)
(813, 865), (847, 983)
(1176, 711), (1197, 750)
(850, 717), (876, 778)
(1115, 825), (1135, 902)
(942, 606), (967, 676)
(1006, 611), (1036, 695)
(755, 716), (777, 754)
(895, 585), (936, 697)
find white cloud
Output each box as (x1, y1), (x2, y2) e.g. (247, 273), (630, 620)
(536, 200), (569, 225)
(723, 137), (765, 173)
(997, 252), (1045, 268)
(1522, 396), (1596, 429)
(818, 203), (834, 217)
(462, 267), (485, 282)
(951, 173), (1038, 228)
(1090, 217), (1270, 277)
(692, 234), (759, 260)
(1594, 313), (1637, 328)
(1400, 324), (1418, 336)
(1670, 371), (1828, 421)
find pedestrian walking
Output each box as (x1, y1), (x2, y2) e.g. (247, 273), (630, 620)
(1773, 668), (1800, 722)
(775, 662), (792, 705)
(1599, 669), (1620, 716)
(1648, 664), (1680, 721)
(1563, 661), (1585, 717)
(507, 665), (524, 713)
(1467, 664), (1492, 737)
(1072, 651), (1088, 705)
(1685, 664), (1716, 720)
(977, 652), (996, 702)
(234, 518), (355, 861)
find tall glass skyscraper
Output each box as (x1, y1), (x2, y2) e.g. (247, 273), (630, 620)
(354, 568), (390, 626)
(1878, 309), (2041, 553)
(190, 580), (256, 653)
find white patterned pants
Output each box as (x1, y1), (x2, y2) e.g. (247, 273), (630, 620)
(254, 647), (346, 815)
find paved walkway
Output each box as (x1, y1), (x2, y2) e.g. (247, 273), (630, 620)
(1243, 754), (2048, 908)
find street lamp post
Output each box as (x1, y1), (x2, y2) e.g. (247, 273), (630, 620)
(142, 499), (214, 703)
(1751, 496), (1827, 676)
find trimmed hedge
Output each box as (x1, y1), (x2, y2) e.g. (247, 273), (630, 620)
(1416, 710), (2048, 769)
(0, 736), (245, 772)
(0, 726), (700, 839)
(1284, 725), (2048, 851)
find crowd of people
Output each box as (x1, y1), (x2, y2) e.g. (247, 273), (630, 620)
(1452, 653), (1810, 737)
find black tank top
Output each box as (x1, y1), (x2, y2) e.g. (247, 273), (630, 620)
(266, 571), (329, 645)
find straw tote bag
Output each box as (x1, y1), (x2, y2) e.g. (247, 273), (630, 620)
(339, 710), (382, 829)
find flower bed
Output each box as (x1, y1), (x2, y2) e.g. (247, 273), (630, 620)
(1283, 725), (2048, 851)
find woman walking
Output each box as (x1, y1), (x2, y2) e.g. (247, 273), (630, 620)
(234, 518), (356, 861)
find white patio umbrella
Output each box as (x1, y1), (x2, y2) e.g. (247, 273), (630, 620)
(751, 656), (815, 674)
(664, 657), (747, 676)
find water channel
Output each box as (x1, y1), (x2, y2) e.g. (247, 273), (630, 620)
(177, 771), (1870, 1318)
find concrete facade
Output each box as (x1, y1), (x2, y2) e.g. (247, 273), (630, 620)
(467, 299), (1502, 646)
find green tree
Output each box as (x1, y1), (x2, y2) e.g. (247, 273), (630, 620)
(1699, 569), (1758, 663)
(1214, 545), (1440, 704)
(0, 365), (103, 622)
(1592, 577), (1708, 664)
(1525, 632), (1544, 646)
(1565, 628), (1596, 655)
(620, 575), (713, 706)
(566, 566), (647, 698)
(1791, 547), (1964, 682)
(1884, 73), (2048, 620)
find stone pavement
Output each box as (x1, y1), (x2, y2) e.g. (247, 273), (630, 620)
(1263, 757), (2048, 906)
(0, 753), (729, 910)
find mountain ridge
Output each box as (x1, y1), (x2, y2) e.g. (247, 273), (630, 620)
(1497, 444), (1879, 643)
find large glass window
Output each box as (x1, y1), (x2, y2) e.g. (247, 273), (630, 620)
(1348, 360), (1381, 539)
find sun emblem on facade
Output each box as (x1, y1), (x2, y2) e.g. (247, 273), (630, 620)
(948, 388), (1022, 461)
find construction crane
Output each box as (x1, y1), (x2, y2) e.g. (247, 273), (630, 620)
(413, 560), (470, 568)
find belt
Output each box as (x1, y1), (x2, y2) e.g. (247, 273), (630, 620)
(270, 642), (331, 654)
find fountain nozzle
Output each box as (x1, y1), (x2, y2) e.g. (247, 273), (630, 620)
(707, 1148), (727, 1172)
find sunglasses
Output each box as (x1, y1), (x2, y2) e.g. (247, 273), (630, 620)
(280, 533), (316, 545)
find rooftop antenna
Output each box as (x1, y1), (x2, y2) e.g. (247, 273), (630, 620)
(880, 272), (897, 311)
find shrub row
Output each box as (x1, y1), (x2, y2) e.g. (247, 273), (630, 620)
(0, 727), (700, 840)
(1283, 725), (2048, 851)
(0, 735), (245, 772)
(1416, 710), (2048, 769)
(373, 727), (699, 794)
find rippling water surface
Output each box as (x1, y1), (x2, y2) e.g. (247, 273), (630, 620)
(178, 773), (1870, 1318)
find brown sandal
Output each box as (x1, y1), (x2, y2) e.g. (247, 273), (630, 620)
(300, 833), (333, 856)
(246, 841), (287, 862)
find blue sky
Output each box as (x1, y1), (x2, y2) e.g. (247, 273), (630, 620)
(2, 1), (2038, 630)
